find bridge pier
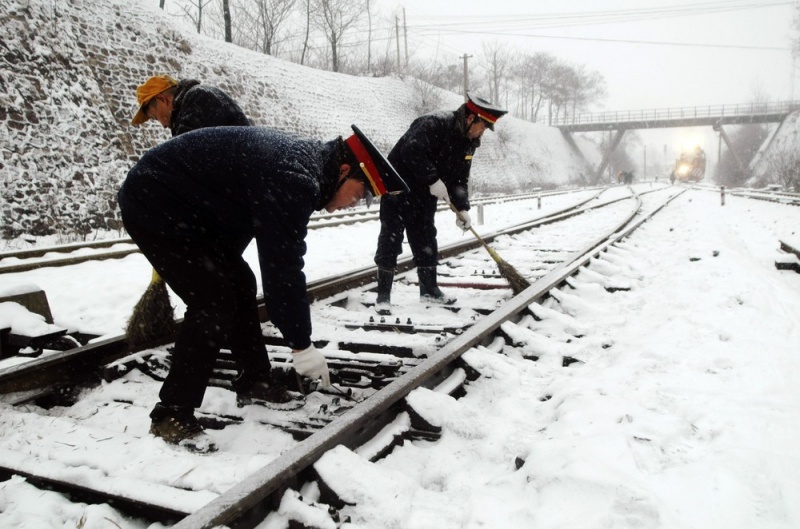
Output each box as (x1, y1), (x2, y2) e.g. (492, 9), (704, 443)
(712, 122), (746, 174)
(595, 129), (626, 184)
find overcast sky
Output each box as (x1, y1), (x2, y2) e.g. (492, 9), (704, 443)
(392, 0), (795, 109)
(388, 0), (795, 166)
(166, 0), (794, 171)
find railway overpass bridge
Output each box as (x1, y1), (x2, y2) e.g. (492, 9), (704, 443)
(553, 100), (800, 182)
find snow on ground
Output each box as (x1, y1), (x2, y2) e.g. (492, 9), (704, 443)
(300, 188), (800, 529)
(0, 189), (600, 341)
(1, 186), (799, 528)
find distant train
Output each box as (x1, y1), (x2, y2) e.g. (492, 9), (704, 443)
(671, 146), (706, 183)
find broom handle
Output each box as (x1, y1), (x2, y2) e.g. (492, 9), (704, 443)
(447, 202), (503, 264)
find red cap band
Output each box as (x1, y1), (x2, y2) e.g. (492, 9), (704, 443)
(466, 100), (499, 124)
(345, 134), (387, 196)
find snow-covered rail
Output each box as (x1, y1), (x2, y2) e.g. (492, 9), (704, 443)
(0, 190), (583, 275)
(0, 186), (684, 527)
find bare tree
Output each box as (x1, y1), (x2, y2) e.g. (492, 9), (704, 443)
(416, 61), (464, 94)
(177, 0), (213, 33)
(408, 64), (445, 114)
(300, 0), (311, 65)
(542, 62), (572, 125)
(222, 0), (232, 42)
(368, 19), (401, 77)
(365, 0), (373, 73)
(241, 0), (296, 55)
(564, 64), (606, 119)
(481, 41), (511, 103)
(764, 146), (800, 191)
(513, 51), (556, 122)
(311, 0), (364, 72)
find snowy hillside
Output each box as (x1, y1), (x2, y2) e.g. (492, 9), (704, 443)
(0, 0), (600, 242)
(751, 110), (800, 189)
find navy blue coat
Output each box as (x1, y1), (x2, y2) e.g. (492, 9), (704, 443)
(169, 80), (250, 137)
(118, 126), (342, 349)
(387, 106), (479, 212)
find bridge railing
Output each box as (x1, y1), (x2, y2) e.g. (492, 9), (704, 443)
(552, 100), (800, 127)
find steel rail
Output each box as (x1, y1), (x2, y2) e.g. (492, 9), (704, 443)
(730, 189), (800, 206)
(0, 190), (583, 274)
(176, 190), (686, 529)
(0, 188), (682, 526)
(0, 189), (605, 396)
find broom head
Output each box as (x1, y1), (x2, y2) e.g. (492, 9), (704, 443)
(495, 256), (531, 295)
(126, 269), (177, 347)
(450, 202), (531, 296)
(484, 245), (531, 295)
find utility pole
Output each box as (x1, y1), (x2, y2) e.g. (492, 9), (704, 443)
(395, 17), (401, 72)
(643, 145), (647, 181)
(461, 54), (472, 100)
(460, 53), (472, 193)
(403, 8), (408, 70)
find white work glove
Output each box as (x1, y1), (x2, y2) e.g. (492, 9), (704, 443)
(429, 179), (450, 202)
(455, 210), (472, 231)
(292, 345), (330, 387)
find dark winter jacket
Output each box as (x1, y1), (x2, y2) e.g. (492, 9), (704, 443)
(118, 126), (343, 349)
(170, 79), (250, 137)
(387, 106), (479, 212)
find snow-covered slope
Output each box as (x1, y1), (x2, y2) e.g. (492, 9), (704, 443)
(750, 110), (800, 186)
(0, 0), (599, 239)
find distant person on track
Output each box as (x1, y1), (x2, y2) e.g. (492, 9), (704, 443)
(118, 125), (408, 453)
(130, 74), (250, 136)
(373, 93), (507, 315)
(623, 171), (634, 184)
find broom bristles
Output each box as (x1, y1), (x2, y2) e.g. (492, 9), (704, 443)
(126, 270), (177, 347)
(466, 221), (531, 295)
(496, 257), (531, 295)
(449, 202), (531, 295)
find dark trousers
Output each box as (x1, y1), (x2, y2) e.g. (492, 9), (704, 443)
(375, 192), (439, 269)
(124, 219), (269, 410)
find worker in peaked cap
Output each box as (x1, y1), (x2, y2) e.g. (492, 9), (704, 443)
(118, 124), (406, 453)
(464, 92), (507, 130)
(131, 74), (250, 137)
(373, 92), (507, 315)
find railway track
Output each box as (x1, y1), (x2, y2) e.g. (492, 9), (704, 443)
(0, 191), (576, 275)
(686, 183), (800, 207)
(0, 185), (684, 528)
(728, 187), (800, 206)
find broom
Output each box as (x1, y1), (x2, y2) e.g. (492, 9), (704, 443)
(126, 268), (177, 347)
(449, 203), (532, 295)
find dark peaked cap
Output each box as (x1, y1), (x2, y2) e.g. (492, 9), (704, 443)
(345, 125), (410, 197)
(466, 92), (508, 130)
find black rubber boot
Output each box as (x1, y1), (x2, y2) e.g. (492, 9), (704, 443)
(418, 266), (456, 305)
(375, 268), (394, 315)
